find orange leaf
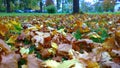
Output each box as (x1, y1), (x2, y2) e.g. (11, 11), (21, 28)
(0, 23), (8, 36)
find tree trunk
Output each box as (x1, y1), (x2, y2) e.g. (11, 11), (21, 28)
(6, 0), (11, 12)
(40, 1), (42, 12)
(73, 0), (79, 13)
(57, 0), (60, 10)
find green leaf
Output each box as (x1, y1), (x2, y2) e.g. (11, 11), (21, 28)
(29, 45), (36, 54)
(18, 59), (27, 68)
(35, 51), (42, 59)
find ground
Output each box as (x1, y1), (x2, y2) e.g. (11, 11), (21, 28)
(0, 13), (120, 68)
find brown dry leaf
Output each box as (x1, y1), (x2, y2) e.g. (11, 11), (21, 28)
(58, 44), (72, 53)
(0, 53), (18, 68)
(32, 32), (51, 47)
(0, 39), (11, 54)
(41, 49), (51, 58)
(102, 37), (117, 50)
(57, 44), (72, 56)
(115, 29), (120, 46)
(17, 32), (26, 41)
(27, 54), (42, 68)
(75, 20), (90, 33)
(72, 39), (93, 52)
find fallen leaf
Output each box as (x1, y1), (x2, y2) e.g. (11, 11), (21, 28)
(27, 54), (42, 68)
(0, 53), (18, 68)
(0, 39), (11, 54)
(6, 35), (18, 44)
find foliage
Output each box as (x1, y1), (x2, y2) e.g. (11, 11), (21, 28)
(103, 0), (116, 12)
(46, 5), (56, 13)
(94, 2), (104, 12)
(0, 0), (6, 12)
(45, 0), (54, 6)
(0, 14), (120, 68)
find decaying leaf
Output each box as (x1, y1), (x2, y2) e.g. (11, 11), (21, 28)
(27, 54), (42, 68)
(0, 53), (18, 68)
(0, 14), (120, 68)
(0, 39), (11, 54)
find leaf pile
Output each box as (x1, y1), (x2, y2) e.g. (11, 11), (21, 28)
(0, 14), (120, 68)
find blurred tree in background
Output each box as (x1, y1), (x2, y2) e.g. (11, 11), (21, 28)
(103, 0), (116, 12)
(94, 2), (103, 12)
(0, 0), (119, 13)
(6, 0), (11, 12)
(0, 0), (6, 12)
(45, 0), (56, 13)
(45, 0), (54, 6)
(73, 0), (79, 13)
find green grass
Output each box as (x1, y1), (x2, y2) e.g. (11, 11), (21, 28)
(0, 12), (68, 16)
(87, 11), (120, 15)
(0, 12), (120, 16)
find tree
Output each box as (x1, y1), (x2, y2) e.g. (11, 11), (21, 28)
(45, 0), (56, 13)
(73, 0), (79, 13)
(0, 0), (6, 12)
(56, 0), (61, 10)
(40, 0), (43, 12)
(94, 2), (103, 12)
(103, 0), (116, 12)
(6, 0), (11, 12)
(45, 0), (54, 6)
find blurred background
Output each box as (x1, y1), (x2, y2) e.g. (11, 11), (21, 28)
(0, 0), (120, 13)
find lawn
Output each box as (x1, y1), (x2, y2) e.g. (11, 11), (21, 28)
(0, 12), (120, 16)
(0, 12), (68, 16)
(87, 11), (120, 15)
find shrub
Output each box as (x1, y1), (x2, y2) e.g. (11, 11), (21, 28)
(0, 4), (6, 12)
(46, 5), (56, 13)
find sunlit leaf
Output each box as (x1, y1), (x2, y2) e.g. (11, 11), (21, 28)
(57, 59), (79, 68)
(43, 60), (60, 68)
(57, 29), (66, 36)
(51, 42), (58, 49)
(6, 35), (18, 44)
(20, 47), (29, 55)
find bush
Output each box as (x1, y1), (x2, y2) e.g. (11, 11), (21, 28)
(46, 5), (56, 13)
(0, 4), (6, 12)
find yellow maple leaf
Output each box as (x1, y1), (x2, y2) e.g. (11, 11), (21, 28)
(11, 21), (18, 25)
(5, 23), (14, 30)
(6, 35), (18, 44)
